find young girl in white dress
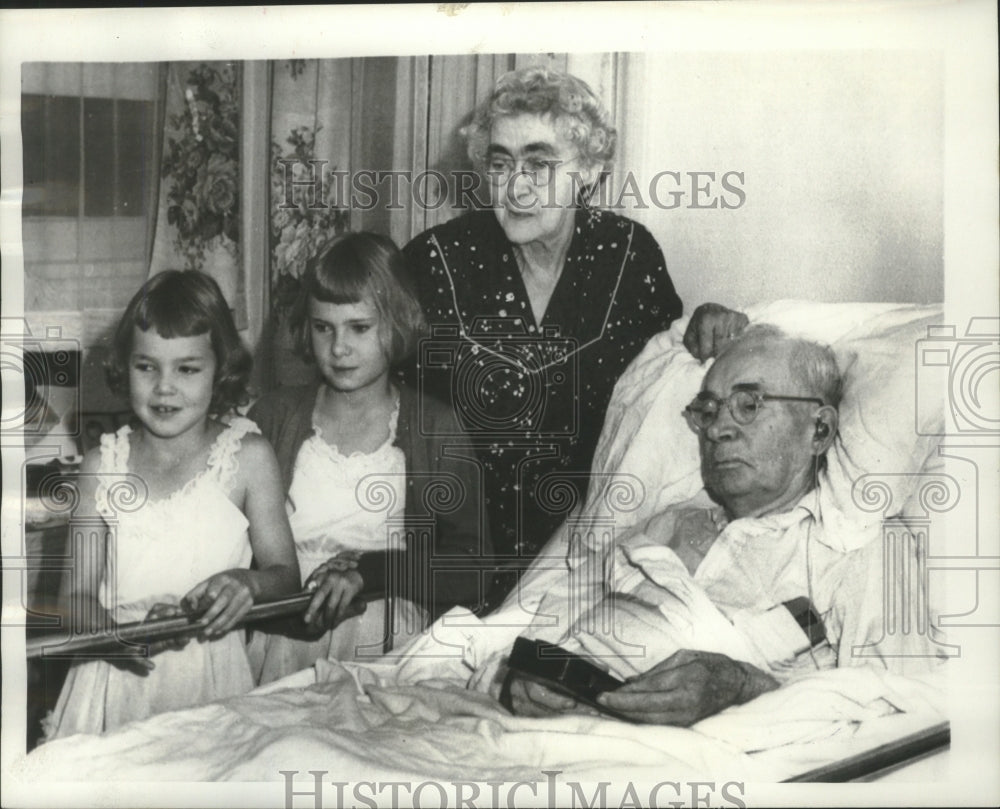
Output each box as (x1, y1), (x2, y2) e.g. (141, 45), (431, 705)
(44, 270), (300, 739)
(249, 232), (490, 684)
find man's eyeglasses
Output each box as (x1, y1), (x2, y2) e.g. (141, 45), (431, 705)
(486, 155), (582, 186)
(684, 390), (825, 433)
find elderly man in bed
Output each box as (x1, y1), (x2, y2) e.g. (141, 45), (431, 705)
(502, 324), (945, 725)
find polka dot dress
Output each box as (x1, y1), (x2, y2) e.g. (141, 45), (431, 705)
(403, 207), (682, 580)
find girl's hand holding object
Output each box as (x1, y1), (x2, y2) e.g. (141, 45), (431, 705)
(181, 569), (256, 639)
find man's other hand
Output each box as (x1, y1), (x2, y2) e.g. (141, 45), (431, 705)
(597, 649), (777, 726)
(499, 670), (602, 718)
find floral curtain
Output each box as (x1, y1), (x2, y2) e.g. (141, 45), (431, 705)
(268, 59), (352, 314)
(148, 55), (625, 387)
(148, 61), (245, 328)
(260, 53), (623, 387)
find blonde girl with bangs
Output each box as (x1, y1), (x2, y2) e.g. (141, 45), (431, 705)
(248, 232), (491, 682)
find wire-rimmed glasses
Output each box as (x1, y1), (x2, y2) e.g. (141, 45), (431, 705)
(684, 390), (824, 433)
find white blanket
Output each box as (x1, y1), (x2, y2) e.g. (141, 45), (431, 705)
(18, 612), (945, 783)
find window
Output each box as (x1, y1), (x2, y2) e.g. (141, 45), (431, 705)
(22, 95), (152, 218)
(21, 63), (160, 317)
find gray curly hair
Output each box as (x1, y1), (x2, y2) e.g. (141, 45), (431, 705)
(718, 324), (844, 409)
(464, 66), (617, 172)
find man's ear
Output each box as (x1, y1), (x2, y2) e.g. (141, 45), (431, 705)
(811, 406), (839, 455)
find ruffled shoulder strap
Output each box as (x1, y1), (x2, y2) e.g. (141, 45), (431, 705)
(386, 390), (402, 444)
(206, 416), (261, 493)
(95, 425), (132, 517)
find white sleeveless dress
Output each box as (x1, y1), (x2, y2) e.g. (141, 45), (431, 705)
(43, 418), (258, 740)
(250, 397), (426, 684)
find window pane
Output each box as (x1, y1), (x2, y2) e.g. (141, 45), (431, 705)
(23, 93), (154, 219)
(22, 94), (80, 216)
(116, 99), (154, 216)
(83, 97), (115, 216)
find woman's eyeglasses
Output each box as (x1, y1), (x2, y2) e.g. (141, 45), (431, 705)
(684, 390), (824, 432)
(486, 155), (582, 186)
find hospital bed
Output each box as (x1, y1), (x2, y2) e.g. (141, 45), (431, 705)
(15, 300), (956, 794)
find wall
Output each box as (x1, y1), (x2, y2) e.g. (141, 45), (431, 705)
(617, 50), (944, 309)
(362, 50), (944, 310)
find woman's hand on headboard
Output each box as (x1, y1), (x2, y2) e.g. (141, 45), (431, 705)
(683, 303), (749, 362)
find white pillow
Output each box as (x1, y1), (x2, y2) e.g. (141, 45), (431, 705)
(580, 300), (945, 551)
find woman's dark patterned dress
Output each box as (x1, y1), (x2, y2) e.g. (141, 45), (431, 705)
(403, 207), (682, 601)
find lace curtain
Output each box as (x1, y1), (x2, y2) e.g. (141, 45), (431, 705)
(21, 62), (163, 335)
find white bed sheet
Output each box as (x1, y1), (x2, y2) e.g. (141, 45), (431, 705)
(18, 610), (946, 784)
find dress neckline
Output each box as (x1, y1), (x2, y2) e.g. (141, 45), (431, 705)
(311, 387), (401, 460)
(115, 419), (239, 507)
(503, 211), (583, 331)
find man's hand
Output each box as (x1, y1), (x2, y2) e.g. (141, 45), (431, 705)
(683, 303), (749, 361)
(498, 670), (601, 718)
(596, 649), (777, 726)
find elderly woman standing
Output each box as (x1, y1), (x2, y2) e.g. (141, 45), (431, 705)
(404, 67), (695, 604)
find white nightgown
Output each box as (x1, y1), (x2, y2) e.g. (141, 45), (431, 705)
(250, 397), (427, 685)
(43, 418), (258, 740)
